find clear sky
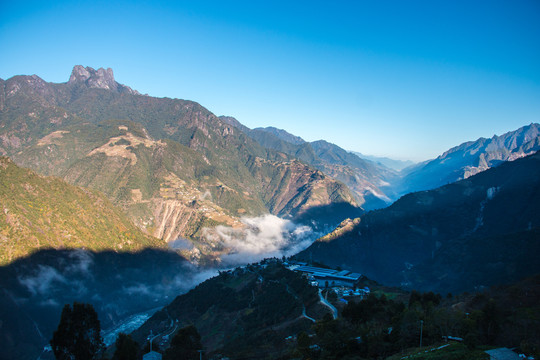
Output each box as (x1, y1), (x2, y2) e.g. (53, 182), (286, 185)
(1, 0), (539, 161)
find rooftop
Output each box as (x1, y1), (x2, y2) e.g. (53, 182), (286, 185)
(293, 265), (362, 281)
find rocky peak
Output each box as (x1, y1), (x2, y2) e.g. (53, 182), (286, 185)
(68, 65), (91, 83)
(67, 65), (139, 94)
(68, 65), (118, 91)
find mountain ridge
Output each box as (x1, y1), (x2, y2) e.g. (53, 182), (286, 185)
(395, 123), (540, 196)
(0, 66), (360, 262)
(296, 150), (540, 293)
(350, 151), (415, 171)
(222, 116), (398, 210)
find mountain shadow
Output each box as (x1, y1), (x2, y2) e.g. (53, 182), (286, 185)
(0, 248), (205, 360)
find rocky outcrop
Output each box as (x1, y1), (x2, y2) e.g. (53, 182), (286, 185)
(68, 65), (139, 94)
(247, 157), (361, 223)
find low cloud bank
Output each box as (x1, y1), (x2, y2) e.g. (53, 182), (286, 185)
(204, 214), (319, 265)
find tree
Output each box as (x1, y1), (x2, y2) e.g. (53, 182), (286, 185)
(50, 302), (104, 360)
(296, 331), (311, 358)
(480, 299), (501, 344)
(164, 325), (203, 360)
(113, 333), (139, 360)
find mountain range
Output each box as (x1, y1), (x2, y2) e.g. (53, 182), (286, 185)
(1, 65), (538, 279)
(297, 150), (540, 294)
(1, 65), (540, 360)
(350, 151), (415, 171)
(0, 66), (360, 263)
(221, 117), (399, 210)
(394, 123), (540, 197)
(221, 116), (540, 211)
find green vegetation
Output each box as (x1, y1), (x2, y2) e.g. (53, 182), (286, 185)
(112, 333), (139, 360)
(0, 73), (360, 263)
(290, 276), (540, 360)
(164, 325), (203, 360)
(0, 157), (164, 265)
(132, 262), (323, 359)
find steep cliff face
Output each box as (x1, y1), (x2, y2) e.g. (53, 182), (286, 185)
(247, 157), (360, 220)
(68, 65), (139, 94)
(10, 121), (259, 260)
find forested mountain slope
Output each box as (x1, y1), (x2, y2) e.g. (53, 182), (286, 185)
(0, 66), (360, 261)
(297, 151), (540, 293)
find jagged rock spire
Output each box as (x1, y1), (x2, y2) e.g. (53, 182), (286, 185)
(68, 65), (118, 91)
(67, 65), (139, 94)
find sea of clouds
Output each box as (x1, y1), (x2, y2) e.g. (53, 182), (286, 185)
(202, 214), (320, 265)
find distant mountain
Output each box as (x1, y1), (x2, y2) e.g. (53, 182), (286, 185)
(253, 126), (306, 145)
(246, 123), (540, 208)
(351, 151), (415, 172)
(297, 151), (540, 294)
(132, 261), (329, 359)
(395, 123), (540, 196)
(0, 66), (360, 262)
(0, 157), (164, 265)
(224, 118), (398, 210)
(219, 115), (251, 134)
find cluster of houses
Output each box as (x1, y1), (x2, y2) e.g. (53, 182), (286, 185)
(285, 261), (370, 299)
(287, 262), (361, 288)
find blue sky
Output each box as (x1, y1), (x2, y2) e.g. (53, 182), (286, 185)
(1, 0), (539, 161)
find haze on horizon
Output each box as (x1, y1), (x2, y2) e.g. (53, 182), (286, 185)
(1, 0), (539, 161)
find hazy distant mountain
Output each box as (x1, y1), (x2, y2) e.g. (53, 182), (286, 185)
(297, 151), (540, 294)
(395, 123), (540, 197)
(224, 118), (398, 210)
(0, 66), (359, 262)
(351, 151), (415, 171)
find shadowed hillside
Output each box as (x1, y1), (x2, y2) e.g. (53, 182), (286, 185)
(297, 151), (540, 293)
(0, 248), (200, 360)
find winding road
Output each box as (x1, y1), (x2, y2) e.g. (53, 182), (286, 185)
(318, 289), (338, 319)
